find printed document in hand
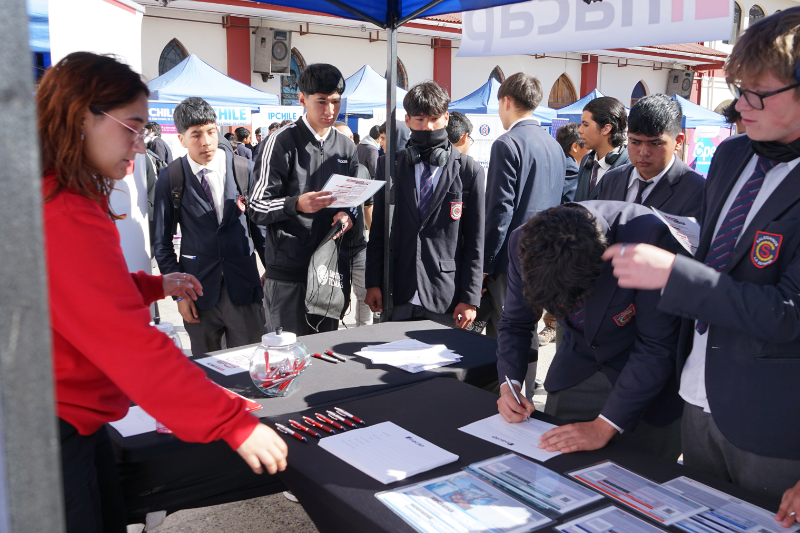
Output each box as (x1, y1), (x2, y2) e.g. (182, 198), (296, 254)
(355, 339), (461, 373)
(651, 207), (700, 255)
(321, 174), (386, 208)
(663, 477), (800, 533)
(318, 421), (458, 484)
(109, 406), (157, 437)
(458, 414), (562, 462)
(194, 346), (254, 376)
(377, 470), (554, 533)
(569, 462), (707, 525)
(556, 506), (669, 533)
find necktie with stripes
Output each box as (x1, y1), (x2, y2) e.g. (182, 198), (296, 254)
(589, 161), (601, 193)
(633, 179), (652, 204)
(418, 163), (434, 218)
(198, 168), (215, 213)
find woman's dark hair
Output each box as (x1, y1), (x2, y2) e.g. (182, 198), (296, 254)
(173, 97), (216, 134)
(403, 81), (450, 117)
(497, 72), (543, 113)
(628, 94), (683, 139)
(583, 96), (627, 148)
(518, 205), (608, 318)
(298, 63), (345, 96)
(38, 52), (149, 214)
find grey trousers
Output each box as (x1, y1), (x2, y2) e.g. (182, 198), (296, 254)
(544, 370), (682, 461)
(346, 248), (372, 327)
(263, 278), (338, 337)
(184, 279), (265, 357)
(682, 402), (800, 500)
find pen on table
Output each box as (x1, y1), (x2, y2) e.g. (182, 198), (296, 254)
(334, 407), (365, 425)
(505, 375), (529, 421)
(327, 410), (358, 428)
(303, 415), (336, 434)
(275, 423), (307, 442)
(289, 419), (322, 438)
(325, 350), (347, 362)
(316, 413), (346, 431)
(312, 352), (339, 364)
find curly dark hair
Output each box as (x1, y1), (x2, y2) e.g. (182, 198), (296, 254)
(518, 205), (608, 319)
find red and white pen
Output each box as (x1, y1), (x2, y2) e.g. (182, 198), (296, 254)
(316, 413), (346, 431)
(303, 416), (335, 434)
(289, 419), (322, 438)
(275, 423), (307, 442)
(312, 352), (339, 363)
(334, 407), (366, 425)
(325, 350), (347, 362)
(327, 410), (358, 428)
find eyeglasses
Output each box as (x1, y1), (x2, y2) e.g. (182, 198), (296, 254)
(468, 134), (475, 146)
(728, 81), (800, 110)
(90, 106), (147, 145)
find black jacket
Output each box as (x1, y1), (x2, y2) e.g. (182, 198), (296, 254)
(573, 146), (630, 201)
(148, 136), (173, 164)
(248, 118), (359, 282)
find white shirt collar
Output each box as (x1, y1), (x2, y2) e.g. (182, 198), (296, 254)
(302, 115), (333, 142)
(629, 154), (676, 189)
(508, 116), (540, 131)
(187, 148), (225, 177)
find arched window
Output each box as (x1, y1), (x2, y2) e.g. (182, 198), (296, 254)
(396, 58), (408, 90)
(548, 74), (577, 109)
(158, 38), (188, 76)
(724, 3), (742, 44)
(631, 81), (648, 107)
(281, 48), (306, 105)
(749, 5), (766, 26)
(489, 66), (505, 83)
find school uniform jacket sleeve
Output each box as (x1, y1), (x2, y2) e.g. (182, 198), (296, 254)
(484, 137), (520, 273)
(460, 160), (486, 307)
(153, 166), (180, 275)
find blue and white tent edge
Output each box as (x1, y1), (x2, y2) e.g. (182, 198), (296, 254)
(449, 78), (557, 126)
(340, 65), (407, 115)
(672, 94), (729, 129)
(556, 89), (607, 123)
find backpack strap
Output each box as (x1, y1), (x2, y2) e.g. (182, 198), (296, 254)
(167, 159), (184, 236)
(231, 154), (250, 199)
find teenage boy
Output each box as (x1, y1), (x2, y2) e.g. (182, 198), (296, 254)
(557, 123), (590, 204)
(249, 64), (358, 336)
(497, 202), (682, 460)
(146, 121), (173, 164)
(365, 81), (485, 328)
(603, 8), (800, 512)
(235, 127), (253, 160)
(446, 111), (473, 155)
(153, 97), (266, 356)
(597, 95), (704, 218)
(574, 97), (630, 201)
(357, 125), (381, 179)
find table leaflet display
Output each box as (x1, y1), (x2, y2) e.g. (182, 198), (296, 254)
(556, 506), (669, 533)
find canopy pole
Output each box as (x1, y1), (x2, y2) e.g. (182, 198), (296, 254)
(382, 23), (398, 321)
(396, 0), (447, 27)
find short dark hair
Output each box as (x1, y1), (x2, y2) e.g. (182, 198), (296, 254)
(627, 94), (683, 139)
(333, 120), (347, 127)
(369, 125), (380, 140)
(518, 204), (607, 318)
(269, 122), (280, 131)
(378, 122), (386, 135)
(555, 123), (582, 156)
(497, 72), (543, 113)
(722, 99), (741, 125)
(235, 127), (250, 142)
(224, 132), (235, 142)
(446, 111), (473, 143)
(145, 121), (162, 137)
(403, 81), (450, 117)
(298, 63), (345, 96)
(353, 132), (360, 144)
(583, 97), (627, 148)
(280, 119), (293, 127)
(173, 97), (216, 134)
(254, 127), (262, 135)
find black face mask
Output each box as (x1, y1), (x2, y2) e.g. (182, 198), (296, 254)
(751, 137), (800, 163)
(409, 128), (449, 158)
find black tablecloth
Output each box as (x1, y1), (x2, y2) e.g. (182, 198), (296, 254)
(270, 378), (780, 533)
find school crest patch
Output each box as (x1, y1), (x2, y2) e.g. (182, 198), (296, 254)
(613, 304), (636, 327)
(450, 202), (463, 220)
(751, 231), (782, 268)
(237, 196), (247, 212)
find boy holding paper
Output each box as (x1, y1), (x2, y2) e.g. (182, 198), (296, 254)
(248, 63), (359, 335)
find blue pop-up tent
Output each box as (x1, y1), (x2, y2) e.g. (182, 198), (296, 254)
(341, 65), (408, 115)
(672, 94), (728, 128)
(556, 89), (606, 122)
(449, 78), (557, 125)
(147, 54), (279, 109)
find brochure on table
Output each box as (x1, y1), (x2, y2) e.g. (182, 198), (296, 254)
(459, 414), (562, 462)
(194, 346), (254, 376)
(556, 506), (668, 533)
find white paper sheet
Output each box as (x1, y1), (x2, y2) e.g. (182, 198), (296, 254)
(321, 174), (386, 208)
(108, 406), (157, 437)
(318, 422), (458, 484)
(651, 207), (700, 255)
(194, 346), (255, 376)
(356, 339), (461, 373)
(458, 414), (562, 462)
(556, 506), (669, 533)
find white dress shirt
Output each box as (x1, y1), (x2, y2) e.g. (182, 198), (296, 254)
(679, 155), (800, 413)
(408, 161), (444, 306)
(302, 115), (333, 143)
(625, 155), (675, 203)
(187, 149), (227, 224)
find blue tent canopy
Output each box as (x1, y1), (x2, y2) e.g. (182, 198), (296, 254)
(672, 95), (729, 129)
(28, 0), (49, 53)
(556, 89), (606, 122)
(147, 54), (279, 110)
(449, 78), (557, 126)
(341, 65), (408, 115)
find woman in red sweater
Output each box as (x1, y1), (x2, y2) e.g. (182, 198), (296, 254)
(39, 53), (288, 532)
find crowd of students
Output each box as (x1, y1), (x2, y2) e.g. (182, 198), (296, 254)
(38, 7), (800, 531)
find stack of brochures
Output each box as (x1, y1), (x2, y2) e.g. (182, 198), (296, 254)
(354, 339), (461, 373)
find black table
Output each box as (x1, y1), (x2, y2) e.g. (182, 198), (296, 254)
(270, 378), (781, 533)
(113, 321), (500, 522)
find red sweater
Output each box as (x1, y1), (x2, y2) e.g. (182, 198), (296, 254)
(44, 171), (258, 449)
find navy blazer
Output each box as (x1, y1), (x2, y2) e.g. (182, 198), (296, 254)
(573, 147), (631, 202)
(366, 147), (485, 314)
(596, 157), (705, 219)
(561, 154), (580, 204)
(659, 135), (800, 460)
(484, 119), (565, 275)
(153, 146), (265, 311)
(497, 201), (681, 431)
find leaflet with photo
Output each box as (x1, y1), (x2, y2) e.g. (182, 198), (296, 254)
(555, 505), (669, 533)
(321, 174), (386, 208)
(651, 207), (700, 255)
(569, 462), (707, 525)
(663, 477), (800, 533)
(376, 470), (554, 533)
(467, 453), (603, 516)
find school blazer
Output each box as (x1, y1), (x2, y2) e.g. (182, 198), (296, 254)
(573, 147), (631, 202)
(658, 134), (800, 460)
(496, 201), (682, 432)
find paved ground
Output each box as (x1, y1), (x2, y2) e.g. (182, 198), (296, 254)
(127, 259), (556, 532)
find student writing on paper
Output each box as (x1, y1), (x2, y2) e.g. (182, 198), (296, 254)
(496, 203), (682, 460)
